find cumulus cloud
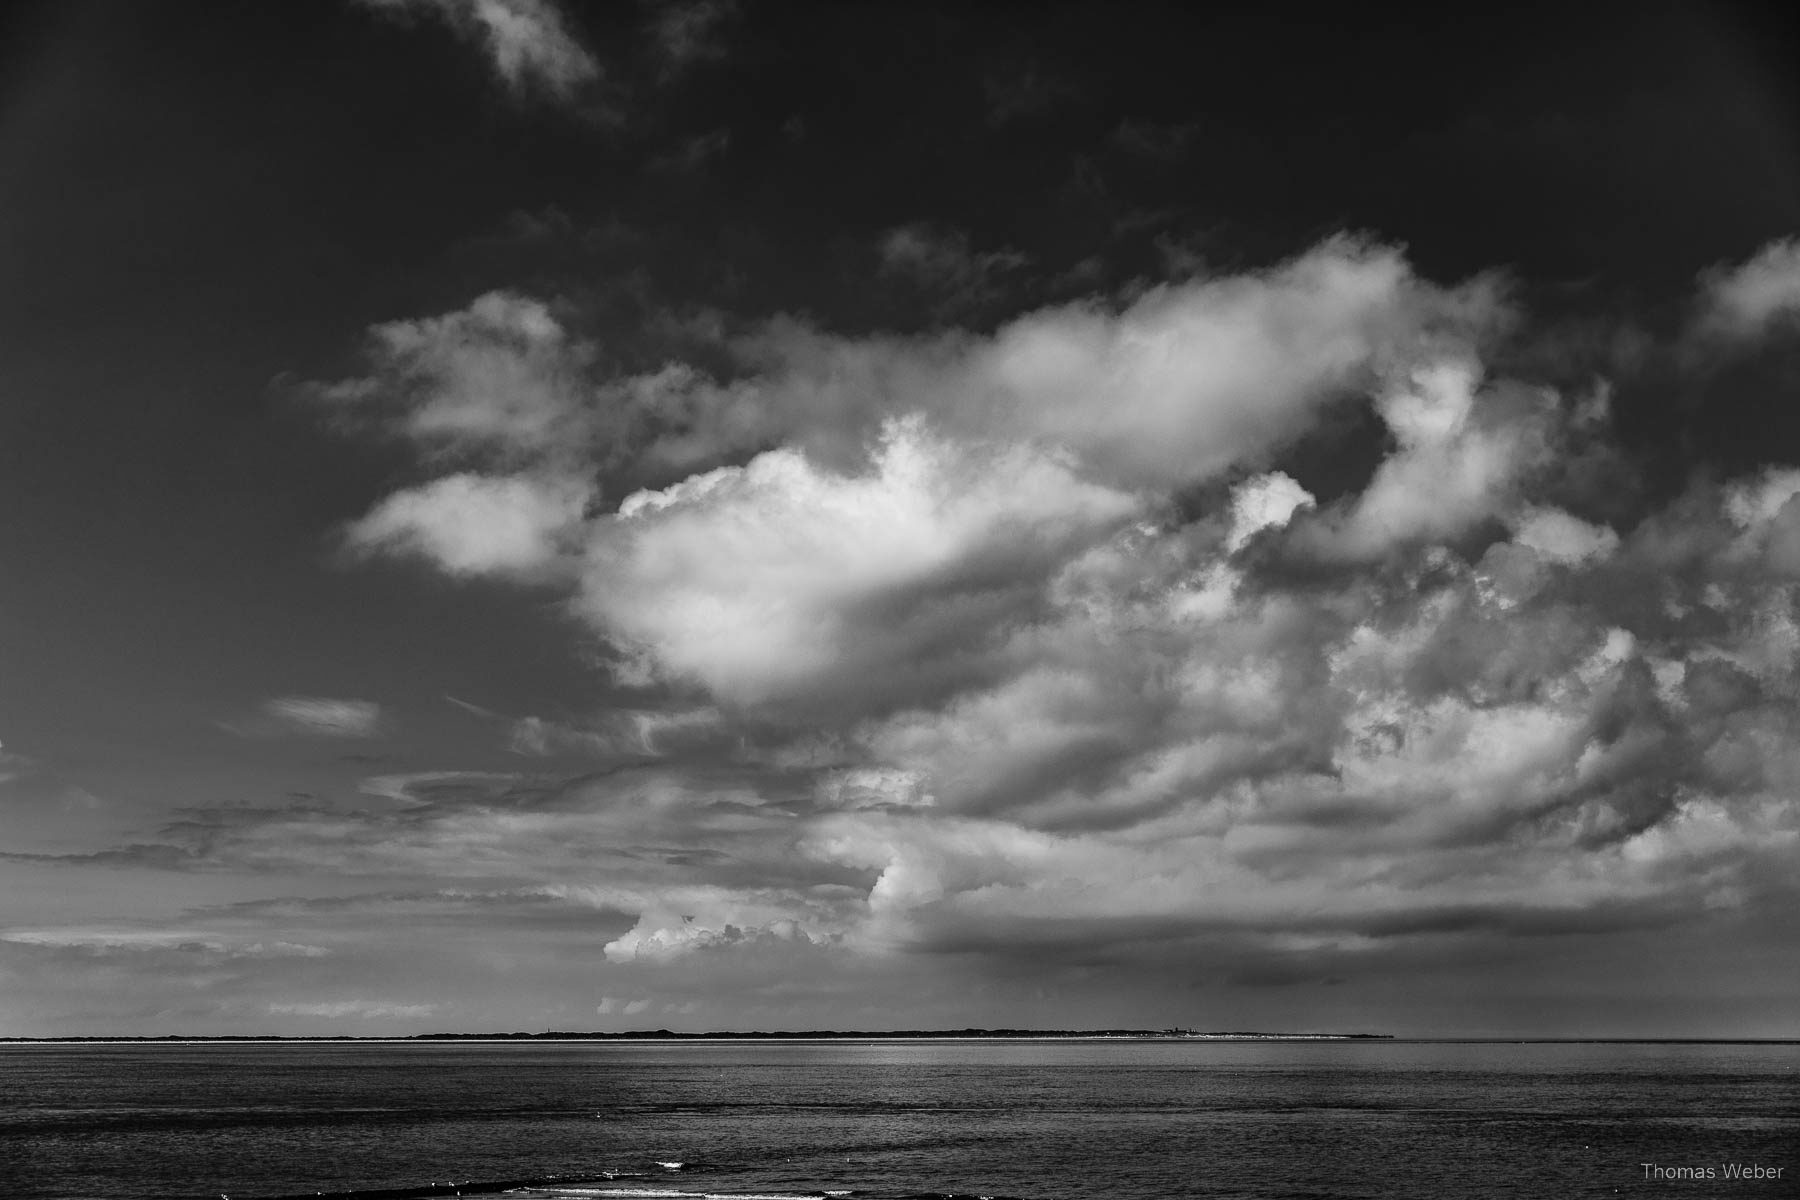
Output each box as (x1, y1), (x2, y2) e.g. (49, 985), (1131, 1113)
(1510, 505), (1619, 565)
(599, 903), (821, 963)
(1226, 472), (1315, 552)
(734, 236), (1508, 492)
(594, 995), (657, 1015)
(577, 415), (1141, 704)
(1693, 237), (1800, 343)
(158, 234), (1795, 1011)
(1291, 359), (1561, 560)
(343, 471), (593, 578)
(317, 292), (596, 463)
(315, 239), (1507, 508)
(358, 0), (599, 100)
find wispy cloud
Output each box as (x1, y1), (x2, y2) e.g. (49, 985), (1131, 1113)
(644, 0), (737, 78)
(0, 741), (35, 786)
(357, 0), (599, 101)
(877, 224), (1029, 317)
(1110, 118), (1201, 162)
(314, 291), (594, 462)
(223, 697), (385, 739)
(983, 60), (1075, 127)
(1, 929), (328, 956)
(267, 1000), (437, 1020)
(647, 127), (731, 173)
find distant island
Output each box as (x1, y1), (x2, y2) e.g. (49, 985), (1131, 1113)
(1, 1027), (1393, 1043)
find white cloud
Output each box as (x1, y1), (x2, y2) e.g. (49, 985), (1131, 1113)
(577, 881), (840, 964)
(322, 239), (1510, 606)
(1296, 361), (1559, 560)
(1723, 467), (1800, 530)
(714, 237), (1508, 493)
(324, 246), (1491, 715)
(1226, 472), (1315, 552)
(576, 415), (1141, 704)
(1694, 237), (1800, 342)
(1510, 506), (1618, 564)
(344, 471), (592, 578)
(385, 237), (1496, 492)
(322, 292), (594, 463)
(603, 914), (817, 963)
(358, 0), (599, 100)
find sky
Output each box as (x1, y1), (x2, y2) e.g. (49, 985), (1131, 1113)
(2, 0), (1799, 1039)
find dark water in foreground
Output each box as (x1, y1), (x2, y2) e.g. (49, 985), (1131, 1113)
(2, 1040), (1795, 1200)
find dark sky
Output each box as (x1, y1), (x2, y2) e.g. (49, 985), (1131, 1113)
(1, 0), (1798, 1037)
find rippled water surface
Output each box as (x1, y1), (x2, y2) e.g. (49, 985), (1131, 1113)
(3, 1040), (1795, 1199)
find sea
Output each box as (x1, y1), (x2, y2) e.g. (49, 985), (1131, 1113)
(2, 1039), (1795, 1200)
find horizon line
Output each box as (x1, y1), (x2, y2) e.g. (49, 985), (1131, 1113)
(5, 1029), (1798, 1045)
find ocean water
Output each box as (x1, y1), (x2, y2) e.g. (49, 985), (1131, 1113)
(2, 1040), (1795, 1200)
